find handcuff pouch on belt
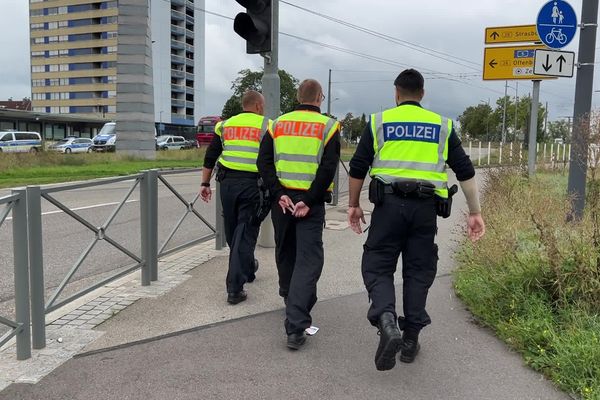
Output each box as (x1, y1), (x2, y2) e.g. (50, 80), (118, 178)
(251, 177), (272, 226)
(434, 184), (458, 219)
(214, 165), (226, 182)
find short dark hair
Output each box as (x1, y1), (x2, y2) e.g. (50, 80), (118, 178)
(394, 69), (424, 94)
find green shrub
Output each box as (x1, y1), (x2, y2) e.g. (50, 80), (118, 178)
(455, 168), (600, 399)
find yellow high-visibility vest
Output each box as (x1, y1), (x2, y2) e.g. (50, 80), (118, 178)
(215, 113), (271, 173)
(270, 110), (339, 191)
(370, 104), (451, 198)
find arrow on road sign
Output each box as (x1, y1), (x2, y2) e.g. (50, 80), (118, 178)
(490, 31), (500, 40)
(533, 49), (575, 78)
(489, 59), (498, 68)
(557, 55), (567, 72)
(542, 54), (552, 72)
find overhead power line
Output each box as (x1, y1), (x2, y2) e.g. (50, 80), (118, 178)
(280, 0), (481, 71)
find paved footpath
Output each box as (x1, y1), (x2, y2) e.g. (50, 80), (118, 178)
(0, 175), (569, 400)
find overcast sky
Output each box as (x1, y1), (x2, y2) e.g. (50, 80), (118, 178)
(1, 0), (598, 122)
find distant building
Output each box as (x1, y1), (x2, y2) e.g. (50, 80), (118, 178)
(0, 99), (33, 111)
(28, 0), (205, 128)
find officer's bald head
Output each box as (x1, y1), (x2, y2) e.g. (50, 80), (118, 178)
(297, 79), (324, 106)
(394, 69), (425, 103)
(242, 90), (265, 115)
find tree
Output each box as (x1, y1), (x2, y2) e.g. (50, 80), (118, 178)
(458, 104), (494, 140)
(221, 69), (300, 119)
(547, 120), (571, 142)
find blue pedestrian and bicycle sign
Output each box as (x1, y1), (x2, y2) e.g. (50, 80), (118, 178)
(537, 0), (578, 49)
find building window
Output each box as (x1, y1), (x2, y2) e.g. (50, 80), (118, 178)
(60, 107), (70, 113)
(48, 36), (59, 43)
(58, 6), (67, 14)
(32, 79), (45, 87)
(32, 93), (45, 100)
(108, 90), (116, 98)
(60, 93), (69, 100)
(48, 50), (58, 57)
(107, 31), (118, 39)
(31, 51), (45, 57)
(30, 9), (43, 16)
(59, 49), (69, 56)
(33, 107), (45, 112)
(107, 46), (117, 53)
(50, 107), (60, 113)
(59, 20), (68, 28)
(46, 7), (59, 15)
(60, 78), (69, 85)
(48, 64), (59, 72)
(70, 18), (93, 27)
(48, 21), (58, 29)
(107, 105), (116, 113)
(59, 64), (69, 72)
(48, 78), (60, 86)
(59, 35), (68, 42)
(106, 1), (118, 8)
(106, 16), (118, 23)
(107, 75), (117, 83)
(32, 65), (45, 73)
(30, 22), (44, 30)
(32, 37), (44, 44)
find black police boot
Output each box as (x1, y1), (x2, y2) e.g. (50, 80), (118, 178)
(399, 332), (420, 363)
(247, 259), (259, 283)
(374, 312), (403, 371)
(227, 290), (247, 305)
(287, 331), (306, 350)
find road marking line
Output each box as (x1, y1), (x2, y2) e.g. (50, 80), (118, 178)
(5, 199), (139, 221)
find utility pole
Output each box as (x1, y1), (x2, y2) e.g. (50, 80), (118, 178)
(258, 0), (279, 247)
(528, 80), (541, 177)
(328, 68), (340, 206)
(514, 81), (519, 141)
(544, 101), (548, 138)
(567, 0), (598, 219)
(502, 80), (508, 142)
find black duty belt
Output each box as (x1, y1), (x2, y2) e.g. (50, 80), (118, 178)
(382, 180), (435, 199)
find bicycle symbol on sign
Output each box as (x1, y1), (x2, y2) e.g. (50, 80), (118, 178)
(545, 28), (567, 45)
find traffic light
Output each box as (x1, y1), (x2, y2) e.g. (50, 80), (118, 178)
(233, 0), (272, 54)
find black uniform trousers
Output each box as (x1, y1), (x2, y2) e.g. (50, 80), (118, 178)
(219, 173), (260, 294)
(271, 197), (326, 335)
(362, 194), (438, 334)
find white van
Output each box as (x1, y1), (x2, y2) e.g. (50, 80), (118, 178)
(0, 131), (43, 153)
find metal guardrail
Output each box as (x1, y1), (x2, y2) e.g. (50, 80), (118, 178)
(4, 168), (218, 359)
(0, 192), (31, 360)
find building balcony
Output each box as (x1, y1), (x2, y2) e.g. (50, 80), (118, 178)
(171, 10), (185, 21)
(186, 101), (194, 109)
(185, 43), (194, 52)
(185, 29), (194, 38)
(172, 0), (185, 6)
(171, 39), (186, 50)
(185, 57), (194, 66)
(171, 25), (185, 36)
(185, 72), (194, 81)
(171, 99), (185, 108)
(171, 69), (185, 79)
(171, 84), (185, 93)
(186, 15), (194, 25)
(171, 54), (185, 64)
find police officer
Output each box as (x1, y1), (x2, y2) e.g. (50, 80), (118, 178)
(347, 69), (485, 371)
(200, 90), (272, 305)
(257, 79), (341, 350)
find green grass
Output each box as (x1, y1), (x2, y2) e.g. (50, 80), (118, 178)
(454, 169), (600, 399)
(0, 149), (205, 188)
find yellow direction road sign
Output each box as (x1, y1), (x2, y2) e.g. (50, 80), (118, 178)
(485, 25), (540, 44)
(483, 45), (554, 80)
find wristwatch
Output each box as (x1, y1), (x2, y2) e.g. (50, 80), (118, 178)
(201, 182), (210, 187)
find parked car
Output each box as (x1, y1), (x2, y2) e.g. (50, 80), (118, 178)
(156, 135), (189, 150)
(0, 131), (42, 153)
(48, 137), (93, 153)
(92, 122), (117, 152)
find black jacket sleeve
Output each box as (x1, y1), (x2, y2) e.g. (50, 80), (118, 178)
(348, 123), (374, 179)
(446, 128), (475, 181)
(202, 134), (223, 169)
(304, 131), (341, 207)
(257, 133), (286, 200)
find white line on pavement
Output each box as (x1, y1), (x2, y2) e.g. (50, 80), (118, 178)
(5, 199), (139, 221)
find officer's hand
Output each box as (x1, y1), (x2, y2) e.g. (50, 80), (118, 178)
(348, 206), (366, 234)
(467, 213), (486, 242)
(292, 201), (310, 218)
(200, 186), (212, 203)
(278, 195), (295, 214)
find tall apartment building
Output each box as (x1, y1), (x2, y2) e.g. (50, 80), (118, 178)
(29, 0), (205, 129)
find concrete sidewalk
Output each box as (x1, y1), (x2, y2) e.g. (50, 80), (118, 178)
(0, 177), (568, 399)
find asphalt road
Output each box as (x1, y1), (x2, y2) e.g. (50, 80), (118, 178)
(0, 166), (351, 322)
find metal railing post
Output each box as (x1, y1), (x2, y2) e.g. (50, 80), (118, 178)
(11, 189), (31, 360)
(140, 171), (158, 285)
(215, 181), (227, 250)
(26, 186), (45, 350)
(331, 163), (340, 206)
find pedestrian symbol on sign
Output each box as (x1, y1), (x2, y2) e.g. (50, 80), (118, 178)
(537, 0), (578, 49)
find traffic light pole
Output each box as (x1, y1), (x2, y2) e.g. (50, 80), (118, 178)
(567, 0), (599, 220)
(257, 0), (279, 248)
